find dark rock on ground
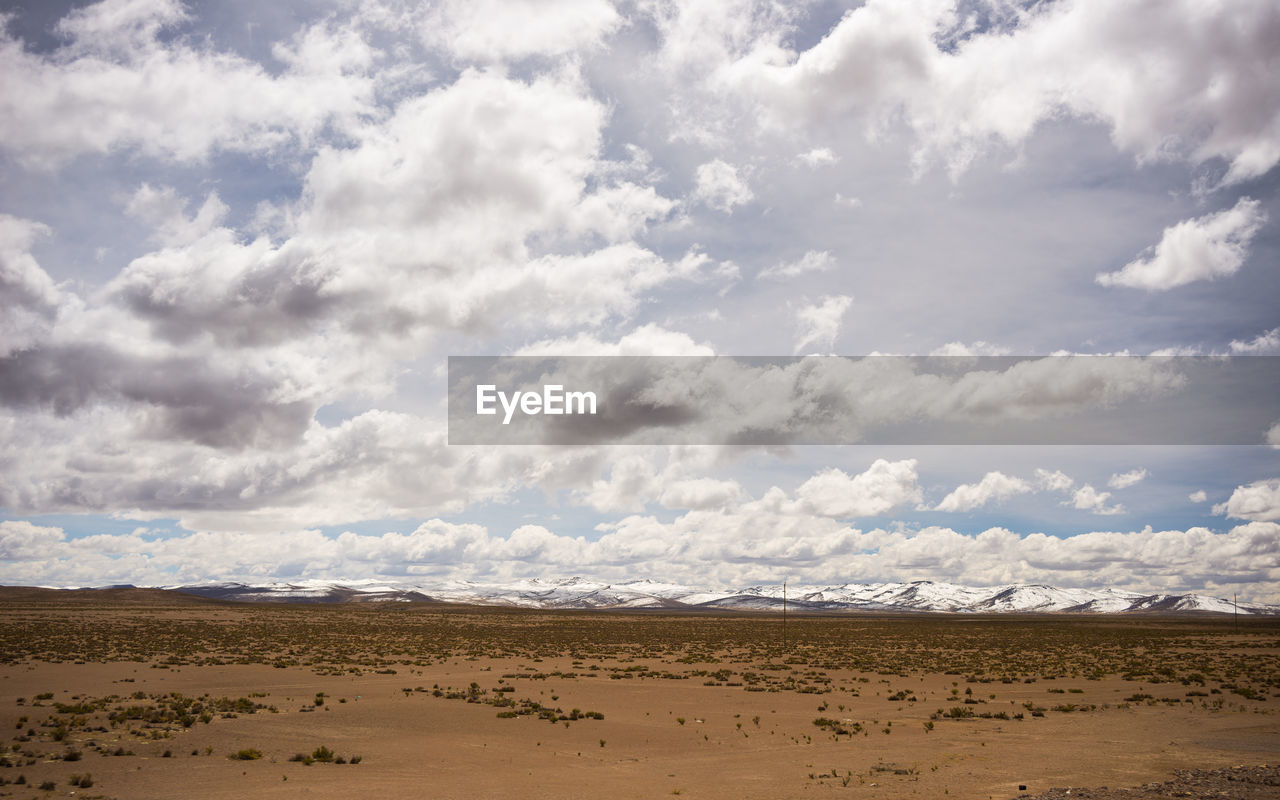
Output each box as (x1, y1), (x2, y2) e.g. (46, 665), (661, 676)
(1010, 765), (1279, 800)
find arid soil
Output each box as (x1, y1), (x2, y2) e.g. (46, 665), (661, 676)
(0, 589), (1275, 799)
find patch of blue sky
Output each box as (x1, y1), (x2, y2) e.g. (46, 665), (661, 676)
(0, 511), (182, 540)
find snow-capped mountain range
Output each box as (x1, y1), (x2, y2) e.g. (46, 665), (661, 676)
(167, 577), (1278, 615)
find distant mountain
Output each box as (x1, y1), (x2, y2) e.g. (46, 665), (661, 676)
(166, 577), (1278, 615)
(0, 585), (218, 605)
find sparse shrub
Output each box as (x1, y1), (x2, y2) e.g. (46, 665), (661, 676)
(229, 748), (263, 760)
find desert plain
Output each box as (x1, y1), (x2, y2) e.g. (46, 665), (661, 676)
(0, 588), (1276, 800)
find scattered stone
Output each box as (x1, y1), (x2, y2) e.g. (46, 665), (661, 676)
(1010, 765), (1279, 800)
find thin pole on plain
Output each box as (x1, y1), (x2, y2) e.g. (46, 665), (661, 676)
(782, 578), (788, 651)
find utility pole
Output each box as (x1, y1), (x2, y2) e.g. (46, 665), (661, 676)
(782, 578), (788, 651)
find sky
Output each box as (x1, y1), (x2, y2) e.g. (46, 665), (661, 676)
(0, 0), (1278, 601)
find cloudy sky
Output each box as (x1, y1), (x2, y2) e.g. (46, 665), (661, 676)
(1, 0), (1278, 601)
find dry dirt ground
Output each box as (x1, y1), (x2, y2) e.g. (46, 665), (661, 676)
(0, 589), (1275, 800)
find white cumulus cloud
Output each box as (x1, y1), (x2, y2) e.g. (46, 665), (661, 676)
(423, 0), (622, 62)
(725, 0), (1280, 184)
(758, 250), (835, 281)
(1034, 468), (1075, 493)
(1214, 479), (1280, 522)
(1108, 469), (1148, 489)
(928, 341), (1012, 357)
(659, 478), (745, 511)
(692, 159), (754, 212)
(1096, 198), (1267, 291)
(793, 459), (921, 518)
(0, 0), (378, 167)
(935, 471), (1031, 512)
(796, 147), (837, 167)
(516, 324), (715, 356)
(1230, 327), (1280, 355)
(1070, 485), (1124, 515)
(793, 295), (852, 354)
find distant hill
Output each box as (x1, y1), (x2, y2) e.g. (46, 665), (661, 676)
(138, 577), (1279, 615)
(1, 578), (1270, 614)
(0, 585), (220, 605)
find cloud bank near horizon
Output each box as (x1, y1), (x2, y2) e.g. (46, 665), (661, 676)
(4, 516), (1277, 605)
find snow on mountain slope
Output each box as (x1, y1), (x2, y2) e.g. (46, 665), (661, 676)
(167, 577), (1279, 615)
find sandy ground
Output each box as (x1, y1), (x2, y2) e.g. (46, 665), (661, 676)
(0, 595), (1275, 799)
